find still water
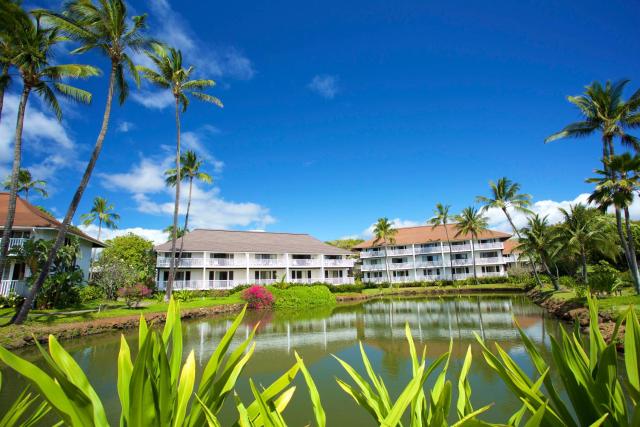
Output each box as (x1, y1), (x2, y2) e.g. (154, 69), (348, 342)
(1, 294), (563, 425)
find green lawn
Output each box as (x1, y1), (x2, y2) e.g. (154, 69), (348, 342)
(535, 285), (640, 315)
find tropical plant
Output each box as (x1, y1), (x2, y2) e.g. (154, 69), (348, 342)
(455, 207), (488, 284)
(138, 43), (222, 301)
(428, 203), (455, 280)
(117, 282), (152, 307)
(477, 295), (640, 426)
(589, 261), (624, 296)
(15, 0), (150, 325)
(241, 285), (274, 309)
(93, 256), (137, 300)
(2, 168), (47, 201)
(372, 217), (398, 286)
(0, 8), (97, 298)
(165, 150), (212, 261)
(97, 233), (156, 283)
(0, 372), (50, 427)
(519, 214), (561, 290)
(588, 153), (640, 294)
(557, 204), (616, 284)
(80, 196), (120, 241)
(164, 224), (188, 239)
(0, 0), (24, 128)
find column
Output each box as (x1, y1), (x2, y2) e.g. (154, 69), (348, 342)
(411, 244), (417, 281)
(440, 241), (447, 279)
(285, 253), (290, 281)
(320, 255), (325, 283)
(245, 252), (250, 284)
(469, 239), (475, 278)
(202, 251), (207, 289)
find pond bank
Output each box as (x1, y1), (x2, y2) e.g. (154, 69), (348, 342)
(335, 284), (526, 303)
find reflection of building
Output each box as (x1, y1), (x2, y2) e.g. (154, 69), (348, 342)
(0, 193), (105, 296)
(354, 225), (513, 283)
(154, 229), (355, 290)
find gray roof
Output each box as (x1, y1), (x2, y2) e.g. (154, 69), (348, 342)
(155, 229), (352, 255)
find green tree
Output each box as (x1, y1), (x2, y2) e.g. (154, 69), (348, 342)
(97, 233), (155, 284)
(372, 218), (397, 286)
(80, 196), (120, 241)
(3, 168), (47, 201)
(0, 9), (97, 303)
(0, 1), (23, 127)
(325, 238), (364, 251)
(455, 207), (488, 284)
(138, 43), (222, 300)
(519, 215), (561, 290)
(163, 225), (187, 239)
(428, 203), (455, 279)
(16, 0), (150, 324)
(587, 153), (640, 294)
(165, 150), (212, 260)
(476, 177), (543, 286)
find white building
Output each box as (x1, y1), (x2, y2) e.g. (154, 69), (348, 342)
(355, 224), (512, 283)
(154, 229), (355, 289)
(0, 193), (105, 296)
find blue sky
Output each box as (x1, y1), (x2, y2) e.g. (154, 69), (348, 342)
(2, 0), (640, 243)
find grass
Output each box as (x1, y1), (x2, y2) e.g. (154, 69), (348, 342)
(534, 284), (640, 315)
(333, 283), (525, 299)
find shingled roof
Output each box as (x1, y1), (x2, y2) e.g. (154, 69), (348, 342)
(155, 229), (352, 255)
(354, 224), (511, 249)
(0, 193), (104, 247)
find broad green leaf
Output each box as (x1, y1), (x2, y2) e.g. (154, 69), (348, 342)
(117, 335), (133, 426)
(173, 351), (196, 427)
(295, 352), (326, 427)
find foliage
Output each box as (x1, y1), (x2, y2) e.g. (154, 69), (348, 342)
(557, 275), (577, 289)
(80, 197), (120, 239)
(325, 283), (365, 293)
(79, 285), (105, 303)
(92, 255), (138, 300)
(172, 290), (195, 302)
(117, 283), (152, 308)
(2, 168), (47, 201)
(98, 233), (156, 283)
(268, 285), (336, 310)
(36, 270), (83, 309)
(0, 371), (50, 427)
(241, 285), (275, 309)
(325, 238), (364, 250)
(0, 292), (25, 309)
(589, 261), (624, 295)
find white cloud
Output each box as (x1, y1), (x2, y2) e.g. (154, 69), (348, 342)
(130, 89), (175, 110)
(99, 156), (170, 194)
(182, 128), (225, 173)
(308, 75), (339, 99)
(117, 121), (135, 133)
(78, 223), (168, 245)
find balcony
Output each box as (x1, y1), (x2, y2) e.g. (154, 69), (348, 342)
(451, 258), (472, 266)
(449, 244), (472, 252)
(476, 242), (504, 250)
(323, 259), (354, 267)
(360, 250), (385, 258)
(207, 258), (245, 267)
(415, 260), (442, 268)
(415, 275), (446, 281)
(414, 246), (441, 254)
(386, 248), (412, 256)
(361, 264), (386, 271)
(250, 258), (286, 267)
(0, 279), (27, 296)
(323, 277), (355, 285)
(0, 238), (27, 250)
(476, 257), (502, 265)
(389, 262), (413, 270)
(156, 257), (205, 268)
(289, 259), (322, 267)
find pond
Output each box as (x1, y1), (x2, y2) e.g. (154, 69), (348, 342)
(1, 294), (565, 425)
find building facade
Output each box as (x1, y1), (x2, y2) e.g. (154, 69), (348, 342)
(354, 224), (512, 283)
(0, 193), (105, 296)
(154, 229), (355, 290)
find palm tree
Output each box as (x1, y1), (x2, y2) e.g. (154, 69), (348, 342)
(80, 197), (119, 241)
(0, 10), (97, 305)
(0, 0), (23, 127)
(138, 43), (222, 300)
(428, 203), (455, 279)
(372, 218), (397, 286)
(587, 153), (640, 294)
(545, 80), (640, 171)
(476, 177), (543, 286)
(455, 207), (488, 284)
(557, 204), (615, 284)
(165, 150), (212, 260)
(163, 225), (187, 239)
(519, 215), (561, 290)
(15, 0), (149, 324)
(3, 169), (47, 201)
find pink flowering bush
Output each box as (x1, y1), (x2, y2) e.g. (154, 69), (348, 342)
(241, 285), (274, 309)
(118, 283), (152, 308)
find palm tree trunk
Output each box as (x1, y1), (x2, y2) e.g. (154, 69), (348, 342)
(502, 208), (543, 287)
(623, 207), (640, 294)
(581, 247), (588, 284)
(540, 257), (559, 290)
(177, 177), (193, 262)
(14, 63), (117, 325)
(165, 96), (182, 302)
(0, 85), (30, 283)
(0, 63), (9, 127)
(471, 237), (478, 284)
(97, 219), (102, 242)
(24, 189), (28, 202)
(384, 244), (391, 288)
(444, 225), (454, 280)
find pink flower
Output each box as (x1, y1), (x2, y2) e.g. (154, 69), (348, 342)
(241, 285), (274, 309)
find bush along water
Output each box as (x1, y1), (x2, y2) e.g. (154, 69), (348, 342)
(241, 285), (274, 309)
(0, 296), (638, 426)
(268, 284), (336, 311)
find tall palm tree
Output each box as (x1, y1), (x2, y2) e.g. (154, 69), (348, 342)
(557, 204), (615, 284)
(15, 0), (149, 324)
(0, 10), (97, 301)
(3, 168), (47, 201)
(165, 150), (212, 260)
(372, 218), (397, 286)
(476, 177), (543, 286)
(138, 43), (222, 300)
(163, 225), (187, 239)
(0, 0), (23, 127)
(428, 203), (455, 279)
(455, 207), (488, 284)
(587, 153), (640, 294)
(519, 215), (561, 290)
(80, 196), (119, 241)
(545, 80), (640, 171)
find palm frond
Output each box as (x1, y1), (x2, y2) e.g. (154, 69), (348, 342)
(189, 91), (223, 108)
(182, 79), (215, 90)
(34, 83), (62, 120)
(53, 82), (92, 104)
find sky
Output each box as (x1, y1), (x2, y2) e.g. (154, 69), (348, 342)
(2, 0), (640, 244)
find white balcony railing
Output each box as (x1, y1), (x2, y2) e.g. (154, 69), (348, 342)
(449, 244), (472, 252)
(323, 259), (355, 267)
(414, 246), (441, 254)
(389, 262), (414, 270)
(0, 238), (27, 250)
(386, 248), (413, 256)
(158, 276), (357, 290)
(0, 279), (27, 296)
(414, 260), (442, 268)
(360, 250), (385, 258)
(156, 257), (205, 268)
(207, 258), (245, 267)
(289, 259), (322, 267)
(362, 264), (386, 271)
(250, 259), (286, 267)
(476, 257), (502, 265)
(323, 277), (355, 285)
(476, 242), (504, 250)
(451, 258), (472, 266)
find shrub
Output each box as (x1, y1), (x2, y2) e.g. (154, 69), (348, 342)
(558, 275), (577, 289)
(241, 285), (274, 309)
(325, 284), (365, 293)
(268, 285), (335, 310)
(172, 290), (194, 302)
(0, 292), (25, 309)
(118, 283), (152, 308)
(589, 261), (623, 295)
(92, 256), (138, 300)
(190, 289), (231, 298)
(79, 285), (105, 303)
(36, 270), (83, 309)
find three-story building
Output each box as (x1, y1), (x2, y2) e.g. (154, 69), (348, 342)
(354, 224), (511, 283)
(154, 229), (355, 289)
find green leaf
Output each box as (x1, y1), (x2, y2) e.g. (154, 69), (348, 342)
(295, 352), (326, 427)
(173, 351), (196, 427)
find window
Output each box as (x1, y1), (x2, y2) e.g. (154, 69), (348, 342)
(292, 254), (311, 259)
(254, 271), (278, 280)
(256, 254), (276, 260)
(392, 258), (405, 264)
(211, 253), (233, 259)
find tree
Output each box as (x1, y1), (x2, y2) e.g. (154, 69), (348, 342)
(163, 225), (187, 239)
(476, 177), (543, 286)
(372, 218), (397, 286)
(455, 207), (488, 284)
(80, 196), (119, 241)
(428, 203), (455, 279)
(15, 0), (149, 324)
(557, 204), (616, 284)
(0, 1), (22, 127)
(519, 215), (561, 290)
(93, 256), (137, 300)
(0, 9), (97, 302)
(3, 168), (47, 201)
(165, 150), (212, 261)
(325, 238), (364, 251)
(587, 153), (640, 294)
(545, 80), (640, 170)
(97, 233), (155, 283)
(138, 43), (222, 301)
